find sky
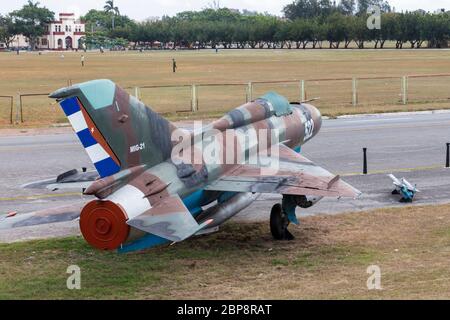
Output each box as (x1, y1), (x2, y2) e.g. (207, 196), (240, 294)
(0, 0), (448, 21)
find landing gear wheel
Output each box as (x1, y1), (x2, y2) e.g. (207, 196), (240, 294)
(270, 203), (294, 241)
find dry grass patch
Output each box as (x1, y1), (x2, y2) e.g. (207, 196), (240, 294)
(1, 203), (450, 299)
(0, 50), (449, 127)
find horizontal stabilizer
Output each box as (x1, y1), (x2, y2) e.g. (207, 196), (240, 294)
(127, 195), (212, 242)
(22, 169), (99, 191)
(0, 204), (83, 230)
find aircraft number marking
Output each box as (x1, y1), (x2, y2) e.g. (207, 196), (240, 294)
(304, 119), (315, 140)
(130, 142), (146, 153)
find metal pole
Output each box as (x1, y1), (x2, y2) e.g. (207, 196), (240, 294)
(363, 148), (368, 175)
(352, 77), (358, 106)
(402, 76), (408, 105)
(9, 97), (13, 125)
(300, 80), (306, 102)
(446, 143), (450, 168)
(191, 84), (198, 112)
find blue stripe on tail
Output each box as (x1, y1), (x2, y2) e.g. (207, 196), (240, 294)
(77, 128), (98, 148)
(60, 98), (80, 116)
(94, 157), (121, 178)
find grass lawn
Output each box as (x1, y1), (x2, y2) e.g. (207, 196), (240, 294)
(1, 203), (450, 299)
(0, 49), (450, 127)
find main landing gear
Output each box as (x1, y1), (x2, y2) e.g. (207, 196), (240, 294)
(270, 203), (295, 241)
(270, 195), (322, 241)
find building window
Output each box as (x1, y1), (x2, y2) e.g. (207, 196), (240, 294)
(65, 25), (68, 32)
(41, 39), (48, 46)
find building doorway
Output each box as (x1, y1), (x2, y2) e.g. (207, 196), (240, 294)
(65, 36), (73, 50)
(57, 39), (63, 49)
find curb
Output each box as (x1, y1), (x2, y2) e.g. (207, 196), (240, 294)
(334, 109), (450, 120)
(50, 123), (71, 128)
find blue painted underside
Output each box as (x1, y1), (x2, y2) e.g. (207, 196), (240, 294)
(118, 145), (302, 253)
(119, 189), (219, 253)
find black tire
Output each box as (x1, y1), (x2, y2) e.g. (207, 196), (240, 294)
(270, 203), (294, 240)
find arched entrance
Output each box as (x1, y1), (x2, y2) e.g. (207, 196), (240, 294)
(65, 36), (73, 50)
(57, 39), (63, 49)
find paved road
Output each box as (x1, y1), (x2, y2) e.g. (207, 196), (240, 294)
(1, 111), (450, 242)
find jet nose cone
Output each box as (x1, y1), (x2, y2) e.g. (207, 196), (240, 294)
(303, 103), (322, 137)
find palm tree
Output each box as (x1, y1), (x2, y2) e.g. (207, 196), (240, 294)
(27, 0), (39, 7)
(104, 0), (120, 30)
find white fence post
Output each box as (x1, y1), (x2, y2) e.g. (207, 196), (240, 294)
(246, 82), (253, 102)
(134, 87), (140, 100)
(300, 80), (306, 102)
(402, 76), (408, 105)
(352, 77), (358, 106)
(191, 84), (198, 112)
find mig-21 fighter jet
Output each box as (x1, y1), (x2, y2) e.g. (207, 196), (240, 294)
(0, 79), (360, 253)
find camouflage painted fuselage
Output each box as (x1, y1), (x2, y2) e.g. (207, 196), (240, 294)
(50, 80), (326, 252)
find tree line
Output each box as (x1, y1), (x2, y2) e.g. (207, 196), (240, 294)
(0, 0), (449, 50)
(119, 10), (450, 50)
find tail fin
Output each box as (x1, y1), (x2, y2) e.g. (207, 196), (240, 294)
(50, 79), (176, 178)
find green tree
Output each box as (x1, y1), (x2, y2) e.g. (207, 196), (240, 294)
(357, 0), (391, 15)
(289, 19), (315, 49)
(338, 0), (356, 15)
(0, 15), (16, 48)
(324, 13), (347, 48)
(351, 14), (370, 48)
(82, 9), (135, 42)
(283, 0), (338, 20)
(274, 21), (292, 49)
(369, 12), (396, 48)
(10, 1), (54, 50)
(104, 0), (120, 30)
(423, 12), (450, 48)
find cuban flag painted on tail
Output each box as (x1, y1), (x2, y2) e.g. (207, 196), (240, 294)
(60, 97), (121, 178)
